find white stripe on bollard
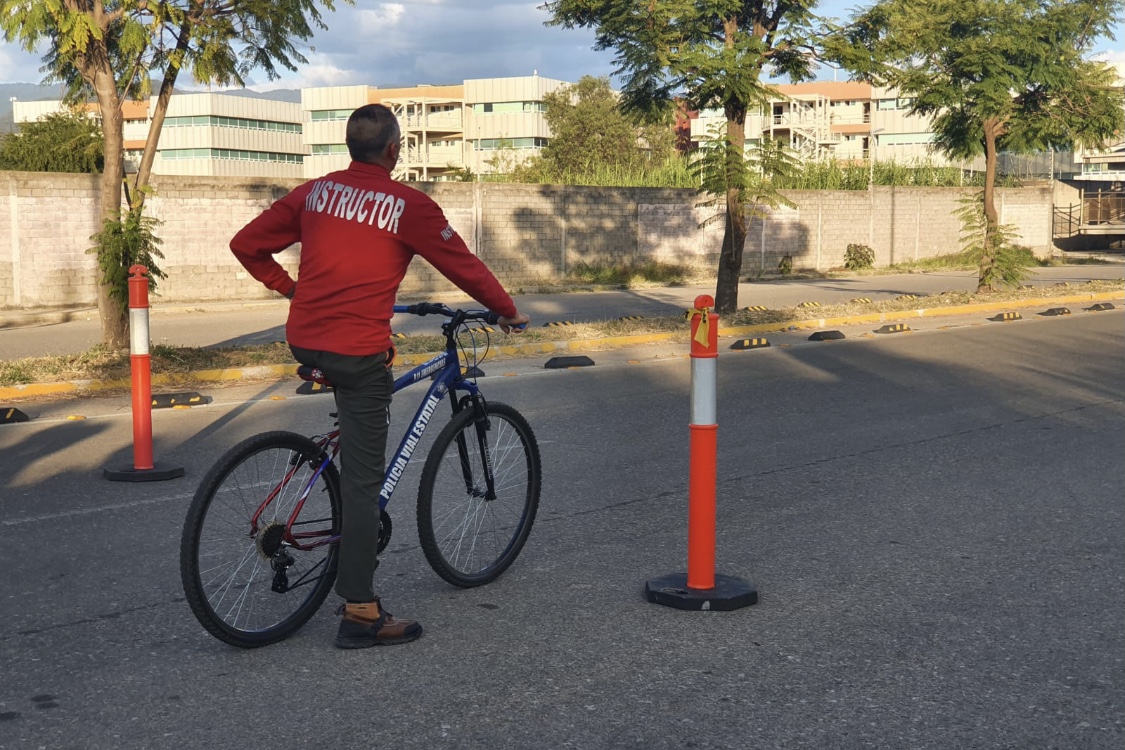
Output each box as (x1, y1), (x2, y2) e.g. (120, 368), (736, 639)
(690, 358), (717, 425)
(129, 308), (150, 355)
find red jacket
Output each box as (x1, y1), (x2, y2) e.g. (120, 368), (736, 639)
(231, 161), (518, 356)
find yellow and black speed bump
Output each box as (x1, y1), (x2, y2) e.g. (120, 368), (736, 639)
(808, 330), (845, 341)
(851, 297), (872, 304)
(296, 380), (333, 395)
(618, 316), (644, 321)
(874, 323), (911, 334)
(743, 305), (768, 312)
(2, 407), (30, 424)
(895, 294), (918, 301)
(545, 355), (595, 369)
(152, 392), (212, 409)
(1086, 302), (1116, 312)
(462, 366), (486, 379)
(391, 332), (409, 339)
(988, 312), (1022, 322)
(543, 321), (576, 327)
(730, 338), (771, 350)
(1040, 307), (1071, 316)
(798, 301), (822, 308)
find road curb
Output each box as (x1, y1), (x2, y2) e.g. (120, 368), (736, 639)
(0, 307), (98, 330)
(1, 291), (1121, 403)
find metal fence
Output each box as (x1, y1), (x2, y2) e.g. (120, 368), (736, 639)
(997, 151), (1076, 180)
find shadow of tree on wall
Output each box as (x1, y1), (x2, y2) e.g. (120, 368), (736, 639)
(747, 207), (811, 276)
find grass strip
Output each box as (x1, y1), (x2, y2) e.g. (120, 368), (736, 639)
(2, 279), (1121, 390)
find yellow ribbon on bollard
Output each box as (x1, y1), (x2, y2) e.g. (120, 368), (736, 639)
(685, 307), (711, 347)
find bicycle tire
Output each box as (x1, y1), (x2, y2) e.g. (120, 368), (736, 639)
(417, 401), (541, 587)
(180, 431), (341, 648)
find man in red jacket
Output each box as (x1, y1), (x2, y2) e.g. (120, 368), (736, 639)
(231, 104), (529, 649)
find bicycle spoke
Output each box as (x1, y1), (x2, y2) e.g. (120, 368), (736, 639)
(183, 434), (341, 646)
(419, 404), (540, 586)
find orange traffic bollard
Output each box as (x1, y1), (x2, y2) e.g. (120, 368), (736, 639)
(645, 295), (757, 610)
(104, 265), (184, 482)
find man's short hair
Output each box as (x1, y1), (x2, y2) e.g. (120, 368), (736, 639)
(346, 104), (399, 163)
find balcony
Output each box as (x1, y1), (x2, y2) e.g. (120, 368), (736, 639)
(401, 113), (463, 132)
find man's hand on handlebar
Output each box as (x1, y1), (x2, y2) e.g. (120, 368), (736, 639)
(499, 311), (530, 334)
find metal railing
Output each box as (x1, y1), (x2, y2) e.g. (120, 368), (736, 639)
(1083, 190), (1125, 225)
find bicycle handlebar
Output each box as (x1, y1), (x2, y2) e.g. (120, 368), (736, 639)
(393, 303), (501, 326)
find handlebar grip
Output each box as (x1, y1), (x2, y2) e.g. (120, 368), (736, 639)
(484, 311), (500, 325)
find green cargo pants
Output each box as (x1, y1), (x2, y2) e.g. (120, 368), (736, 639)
(290, 345), (393, 602)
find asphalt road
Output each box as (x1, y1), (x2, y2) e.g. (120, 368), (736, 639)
(0, 306), (1122, 749)
(0, 266), (1121, 359)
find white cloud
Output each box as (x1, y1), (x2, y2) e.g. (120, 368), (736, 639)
(256, 58), (366, 90)
(358, 4), (406, 33)
(0, 45), (47, 84)
(0, 3), (610, 88)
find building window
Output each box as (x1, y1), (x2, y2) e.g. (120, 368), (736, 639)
(160, 148), (304, 163)
(311, 144), (350, 155)
(878, 132), (935, 145)
(310, 109), (354, 122)
(876, 98), (914, 111)
(164, 115), (301, 133)
(474, 137), (548, 150)
(471, 101), (546, 114)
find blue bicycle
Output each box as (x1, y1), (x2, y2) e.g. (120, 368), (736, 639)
(180, 303), (541, 648)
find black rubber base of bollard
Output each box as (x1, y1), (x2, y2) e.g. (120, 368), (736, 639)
(103, 462), (185, 482)
(644, 572), (758, 611)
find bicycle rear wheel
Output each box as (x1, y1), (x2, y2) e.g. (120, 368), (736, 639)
(180, 431), (341, 648)
(417, 401), (541, 587)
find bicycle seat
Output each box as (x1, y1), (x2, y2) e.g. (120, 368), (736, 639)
(297, 366), (333, 387)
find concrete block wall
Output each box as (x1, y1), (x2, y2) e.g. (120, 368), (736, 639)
(145, 177), (304, 303)
(0, 170), (1057, 310)
(1, 172), (102, 308)
(999, 186), (1053, 250)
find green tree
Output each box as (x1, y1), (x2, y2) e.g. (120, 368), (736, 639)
(537, 75), (675, 177)
(0, 109), (104, 173)
(545, 0), (819, 313)
(1, 0), (347, 348)
(827, 0), (1124, 292)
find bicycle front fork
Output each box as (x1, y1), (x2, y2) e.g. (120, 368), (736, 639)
(454, 394), (497, 501)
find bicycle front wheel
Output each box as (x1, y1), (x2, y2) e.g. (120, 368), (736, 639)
(180, 431), (341, 648)
(417, 401), (541, 587)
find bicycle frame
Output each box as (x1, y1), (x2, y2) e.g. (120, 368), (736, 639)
(255, 311), (494, 553)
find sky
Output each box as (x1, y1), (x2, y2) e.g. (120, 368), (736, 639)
(0, 0), (1122, 91)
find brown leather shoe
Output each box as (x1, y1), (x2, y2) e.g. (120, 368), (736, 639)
(335, 598), (422, 649)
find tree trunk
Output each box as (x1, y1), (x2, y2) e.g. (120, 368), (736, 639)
(86, 51), (129, 349)
(714, 114), (749, 314)
(133, 22), (191, 204)
(977, 118), (1002, 294)
(713, 17), (748, 315)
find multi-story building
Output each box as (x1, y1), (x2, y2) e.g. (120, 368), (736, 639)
(13, 93), (306, 179)
(689, 81), (940, 164)
(300, 74), (567, 180)
(462, 75), (568, 175)
(301, 83), (467, 181)
(13, 74), (570, 182)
